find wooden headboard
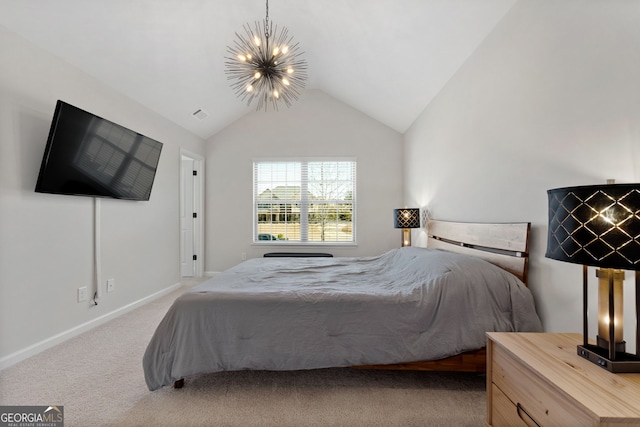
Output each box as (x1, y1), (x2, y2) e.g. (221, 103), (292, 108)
(426, 220), (531, 286)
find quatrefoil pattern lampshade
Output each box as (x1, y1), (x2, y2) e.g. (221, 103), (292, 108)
(546, 184), (640, 270)
(393, 208), (420, 229)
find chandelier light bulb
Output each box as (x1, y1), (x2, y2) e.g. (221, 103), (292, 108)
(282, 46), (289, 54)
(253, 36), (261, 46)
(237, 54), (246, 62)
(246, 84), (254, 92)
(273, 90), (279, 98)
(254, 71), (262, 79)
(287, 67), (294, 74)
(282, 77), (289, 86)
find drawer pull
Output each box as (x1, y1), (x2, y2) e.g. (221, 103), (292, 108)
(516, 402), (540, 427)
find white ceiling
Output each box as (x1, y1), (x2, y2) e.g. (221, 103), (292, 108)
(0, 0), (516, 139)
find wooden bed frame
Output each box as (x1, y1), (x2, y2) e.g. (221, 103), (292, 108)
(173, 220), (531, 388)
(354, 219), (531, 373)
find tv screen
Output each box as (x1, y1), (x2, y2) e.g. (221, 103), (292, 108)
(35, 100), (163, 201)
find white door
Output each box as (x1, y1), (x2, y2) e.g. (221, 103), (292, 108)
(180, 157), (196, 277)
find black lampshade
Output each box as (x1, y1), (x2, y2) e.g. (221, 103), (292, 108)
(546, 184), (640, 271)
(393, 208), (420, 229)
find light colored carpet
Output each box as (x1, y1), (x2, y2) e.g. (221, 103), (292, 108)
(0, 280), (486, 426)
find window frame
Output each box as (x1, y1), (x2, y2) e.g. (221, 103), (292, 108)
(252, 158), (357, 246)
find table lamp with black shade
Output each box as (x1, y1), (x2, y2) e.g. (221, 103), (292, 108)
(546, 183), (640, 373)
(393, 208), (420, 247)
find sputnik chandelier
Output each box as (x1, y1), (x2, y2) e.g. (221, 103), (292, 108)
(224, 0), (308, 111)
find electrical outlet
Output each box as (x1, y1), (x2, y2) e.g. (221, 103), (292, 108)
(241, 252), (247, 261)
(107, 278), (115, 293)
(78, 286), (88, 302)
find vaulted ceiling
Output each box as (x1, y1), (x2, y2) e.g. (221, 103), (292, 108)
(0, 0), (516, 139)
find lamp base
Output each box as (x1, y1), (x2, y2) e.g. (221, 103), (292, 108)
(401, 228), (411, 247)
(596, 335), (626, 354)
(577, 344), (640, 373)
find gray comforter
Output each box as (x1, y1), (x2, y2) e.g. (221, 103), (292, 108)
(143, 247), (542, 390)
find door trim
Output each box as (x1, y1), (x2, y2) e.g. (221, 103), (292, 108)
(180, 149), (204, 277)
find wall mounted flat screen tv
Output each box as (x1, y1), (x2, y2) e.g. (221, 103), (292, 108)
(35, 100), (163, 201)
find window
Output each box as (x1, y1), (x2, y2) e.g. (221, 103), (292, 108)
(253, 159), (356, 244)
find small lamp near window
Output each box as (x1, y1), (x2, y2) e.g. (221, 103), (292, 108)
(393, 208), (420, 247)
(546, 183), (640, 373)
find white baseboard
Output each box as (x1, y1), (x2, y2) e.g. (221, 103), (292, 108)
(0, 282), (183, 371)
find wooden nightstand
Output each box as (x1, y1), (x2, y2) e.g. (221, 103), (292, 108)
(486, 332), (640, 427)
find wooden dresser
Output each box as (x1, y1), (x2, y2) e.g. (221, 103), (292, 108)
(486, 332), (640, 427)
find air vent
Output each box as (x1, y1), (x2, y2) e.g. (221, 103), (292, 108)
(192, 109), (208, 120)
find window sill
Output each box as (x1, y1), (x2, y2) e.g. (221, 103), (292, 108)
(252, 242), (357, 247)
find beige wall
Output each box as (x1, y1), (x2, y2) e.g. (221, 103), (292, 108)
(404, 0), (640, 347)
(205, 90), (404, 273)
(0, 25), (205, 365)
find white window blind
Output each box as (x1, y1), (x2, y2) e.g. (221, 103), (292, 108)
(253, 159), (356, 243)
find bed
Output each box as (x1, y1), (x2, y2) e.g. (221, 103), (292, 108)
(143, 220), (542, 391)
